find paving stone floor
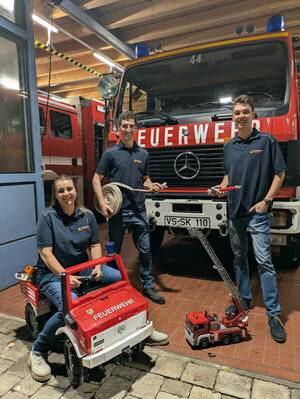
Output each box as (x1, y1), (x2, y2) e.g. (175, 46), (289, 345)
(2, 223), (300, 388)
(0, 313), (299, 399)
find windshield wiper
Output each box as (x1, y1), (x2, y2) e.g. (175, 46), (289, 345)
(136, 111), (178, 127)
(191, 102), (233, 109)
(245, 91), (273, 99)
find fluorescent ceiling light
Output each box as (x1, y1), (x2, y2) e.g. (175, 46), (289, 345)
(0, 0), (14, 13)
(219, 97), (232, 104)
(32, 14), (58, 33)
(93, 51), (124, 73)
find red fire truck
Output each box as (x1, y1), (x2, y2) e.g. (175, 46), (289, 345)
(99, 21), (300, 267)
(185, 310), (247, 349)
(185, 228), (248, 348)
(38, 91), (106, 210)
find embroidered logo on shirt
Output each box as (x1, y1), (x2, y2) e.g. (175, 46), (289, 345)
(78, 225), (90, 232)
(250, 149), (263, 154)
(133, 159), (142, 164)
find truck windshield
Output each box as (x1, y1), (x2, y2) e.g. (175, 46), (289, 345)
(118, 40), (288, 124)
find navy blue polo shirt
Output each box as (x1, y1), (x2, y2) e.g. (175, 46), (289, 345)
(96, 141), (149, 212)
(36, 206), (99, 279)
(224, 128), (287, 219)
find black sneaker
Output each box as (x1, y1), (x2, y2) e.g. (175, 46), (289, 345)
(268, 316), (287, 343)
(143, 288), (165, 304)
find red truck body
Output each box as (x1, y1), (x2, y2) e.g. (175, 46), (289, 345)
(108, 30), (300, 264)
(17, 254), (152, 386)
(38, 92), (105, 208)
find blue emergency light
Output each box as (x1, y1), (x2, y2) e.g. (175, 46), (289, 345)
(266, 15), (285, 33)
(135, 44), (150, 58)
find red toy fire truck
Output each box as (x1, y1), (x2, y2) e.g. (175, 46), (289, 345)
(185, 227), (248, 348)
(16, 252), (153, 387)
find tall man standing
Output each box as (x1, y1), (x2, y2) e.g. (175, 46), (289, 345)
(218, 95), (287, 342)
(92, 110), (165, 305)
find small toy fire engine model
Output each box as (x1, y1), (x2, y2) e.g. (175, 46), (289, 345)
(185, 186), (248, 348)
(16, 245), (153, 387)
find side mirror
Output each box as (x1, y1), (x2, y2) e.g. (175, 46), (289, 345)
(97, 75), (118, 100)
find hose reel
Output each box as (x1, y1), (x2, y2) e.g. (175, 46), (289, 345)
(94, 182), (167, 217)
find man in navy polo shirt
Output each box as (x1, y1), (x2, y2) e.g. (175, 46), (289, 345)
(92, 111), (165, 306)
(217, 94), (287, 343)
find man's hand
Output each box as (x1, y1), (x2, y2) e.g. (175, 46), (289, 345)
(209, 185), (227, 197)
(70, 275), (82, 289)
(144, 182), (163, 192)
(249, 200), (269, 213)
(91, 265), (103, 281)
(98, 201), (112, 218)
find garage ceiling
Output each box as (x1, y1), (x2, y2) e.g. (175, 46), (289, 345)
(32, 0), (300, 100)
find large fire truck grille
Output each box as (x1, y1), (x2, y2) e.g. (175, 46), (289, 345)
(147, 145), (225, 188)
(147, 142), (288, 189)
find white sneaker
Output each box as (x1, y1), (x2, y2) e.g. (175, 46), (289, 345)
(28, 351), (51, 382)
(146, 329), (169, 346)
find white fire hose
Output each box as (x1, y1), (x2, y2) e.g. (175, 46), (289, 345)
(94, 183), (240, 218)
(94, 182), (168, 216)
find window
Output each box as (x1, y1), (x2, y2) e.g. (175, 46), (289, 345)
(39, 107), (46, 135)
(0, 0), (24, 26)
(0, 33), (32, 172)
(194, 324), (205, 331)
(50, 111), (73, 139)
(122, 81), (148, 114)
(119, 40), (288, 123)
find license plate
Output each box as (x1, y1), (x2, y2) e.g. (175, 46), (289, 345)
(164, 216), (210, 228)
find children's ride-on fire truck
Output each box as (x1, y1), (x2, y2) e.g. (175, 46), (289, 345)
(16, 252), (153, 387)
(185, 188), (248, 349)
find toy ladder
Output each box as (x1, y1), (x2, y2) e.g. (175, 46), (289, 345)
(188, 228), (245, 311)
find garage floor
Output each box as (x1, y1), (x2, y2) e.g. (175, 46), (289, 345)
(1, 225), (300, 383)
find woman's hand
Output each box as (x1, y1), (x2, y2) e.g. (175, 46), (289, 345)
(92, 265), (103, 281)
(70, 275), (82, 289)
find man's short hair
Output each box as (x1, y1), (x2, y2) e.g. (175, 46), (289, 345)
(119, 111), (137, 126)
(233, 95), (254, 111)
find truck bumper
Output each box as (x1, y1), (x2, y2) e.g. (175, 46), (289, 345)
(146, 198), (300, 240)
(146, 198), (227, 231)
(82, 321), (153, 368)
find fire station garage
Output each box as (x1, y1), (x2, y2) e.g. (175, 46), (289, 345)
(1, 0), (300, 394)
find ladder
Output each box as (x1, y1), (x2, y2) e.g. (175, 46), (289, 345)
(188, 228), (245, 311)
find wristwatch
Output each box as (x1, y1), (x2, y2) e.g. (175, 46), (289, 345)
(263, 197), (272, 206)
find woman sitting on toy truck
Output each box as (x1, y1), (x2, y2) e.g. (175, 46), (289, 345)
(28, 174), (121, 382)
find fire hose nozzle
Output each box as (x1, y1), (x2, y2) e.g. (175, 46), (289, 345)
(208, 185), (241, 196)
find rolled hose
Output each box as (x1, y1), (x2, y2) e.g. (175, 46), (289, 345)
(94, 183), (123, 216)
(94, 182), (167, 217)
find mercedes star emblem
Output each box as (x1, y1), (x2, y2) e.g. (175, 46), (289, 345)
(174, 151), (200, 180)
